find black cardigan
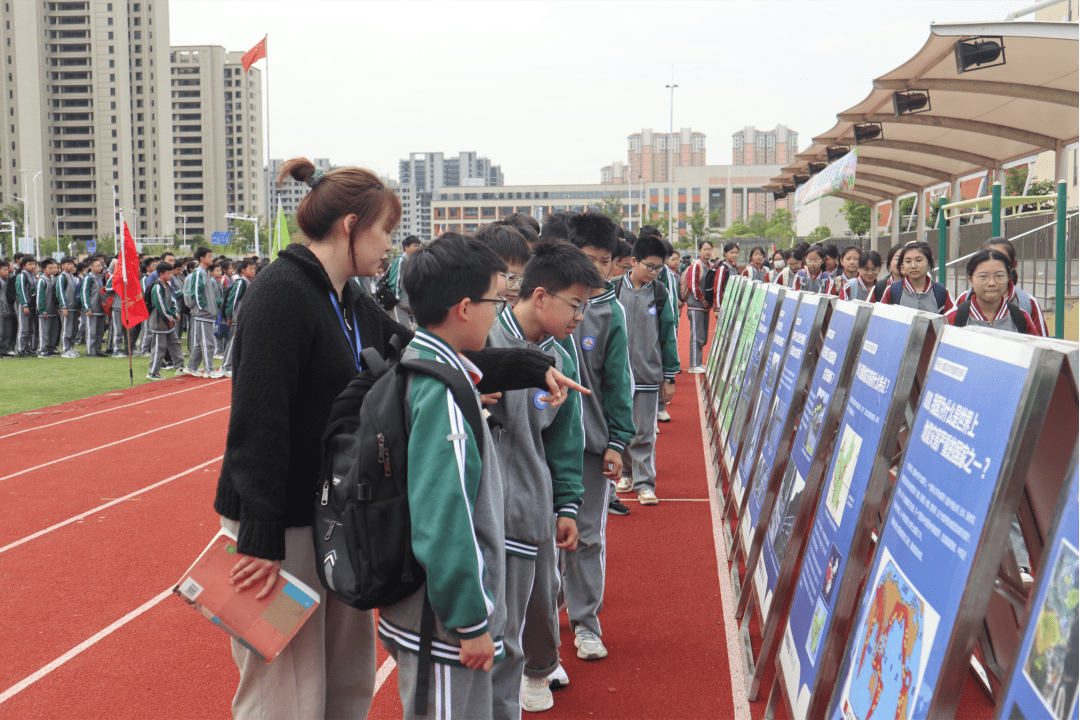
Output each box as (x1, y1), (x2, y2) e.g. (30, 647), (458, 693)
(214, 244), (554, 559)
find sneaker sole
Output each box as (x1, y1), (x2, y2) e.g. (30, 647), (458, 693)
(574, 637), (608, 661)
(639, 497), (659, 506)
(607, 507), (631, 516)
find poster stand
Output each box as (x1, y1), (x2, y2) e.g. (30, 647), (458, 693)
(993, 443), (1079, 720)
(704, 277), (748, 424)
(821, 326), (1077, 720)
(770, 303), (942, 720)
(706, 278), (752, 463)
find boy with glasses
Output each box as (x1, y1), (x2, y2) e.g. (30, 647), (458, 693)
(475, 223), (530, 306)
(613, 235), (678, 506)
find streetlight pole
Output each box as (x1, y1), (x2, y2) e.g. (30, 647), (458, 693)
(225, 213), (260, 256)
(111, 185), (119, 253)
(32, 171), (41, 257)
(665, 79), (678, 242)
(177, 213), (187, 249)
(5, 192), (23, 252)
(18, 170), (28, 254)
(55, 213), (68, 252)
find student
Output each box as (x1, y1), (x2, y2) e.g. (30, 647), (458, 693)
(210, 262), (228, 358)
(55, 257), (80, 357)
(555, 213), (635, 668)
(770, 249), (787, 278)
(80, 257), (107, 357)
(614, 234), (679, 505)
(387, 235), (422, 326)
(954, 237), (1048, 336)
(486, 240), (598, 718)
(183, 246), (223, 378)
(742, 246), (770, 282)
(772, 249), (803, 290)
(35, 258), (60, 357)
(14, 255), (38, 356)
(822, 243), (839, 276)
(146, 262), (184, 380)
(881, 241), (954, 314)
(377, 234), (509, 720)
(610, 239), (632, 279)
(222, 259), (255, 376)
(945, 249), (1039, 334)
(684, 239), (713, 373)
(103, 258), (127, 357)
(711, 242), (740, 313)
(475, 222), (530, 306)
(796, 245), (830, 293)
(843, 251), (882, 301)
(870, 244), (904, 302)
(0, 260), (14, 356)
(502, 212), (542, 247)
(830, 245), (862, 297)
(73, 261), (88, 346)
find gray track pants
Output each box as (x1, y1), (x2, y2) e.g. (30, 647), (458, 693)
(564, 451), (610, 636)
(37, 315), (58, 355)
(59, 311), (78, 354)
(687, 307), (709, 368)
(385, 644), (493, 720)
(17, 308), (35, 353)
(626, 391), (659, 493)
(186, 317), (216, 373)
(0, 314), (13, 354)
(149, 329), (183, 376)
(85, 314), (105, 356)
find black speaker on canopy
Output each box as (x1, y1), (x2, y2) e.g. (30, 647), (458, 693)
(954, 37), (1005, 73)
(793, 174), (811, 187)
(853, 122), (883, 144)
(893, 89), (931, 116)
(808, 161), (828, 175)
(826, 145), (850, 162)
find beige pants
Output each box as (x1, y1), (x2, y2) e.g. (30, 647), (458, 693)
(221, 517), (377, 720)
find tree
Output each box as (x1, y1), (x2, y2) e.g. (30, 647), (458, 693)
(642, 209), (670, 236)
(807, 225), (833, 243)
(843, 200), (870, 235)
(766, 209), (795, 243)
(721, 220), (753, 238)
(1, 201), (25, 240)
(685, 204), (721, 249)
(598, 194), (624, 226)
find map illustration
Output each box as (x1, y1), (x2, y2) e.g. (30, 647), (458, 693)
(804, 387), (830, 456)
(806, 596), (829, 665)
(840, 551), (939, 720)
(825, 424), (861, 526)
(1023, 539), (1079, 720)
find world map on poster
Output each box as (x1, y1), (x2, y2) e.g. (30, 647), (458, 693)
(841, 558), (937, 720)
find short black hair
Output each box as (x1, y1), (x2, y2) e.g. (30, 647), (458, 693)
(237, 259), (254, 273)
(859, 250), (882, 268)
(885, 244), (903, 268)
(20, 254), (37, 266)
(75, 261), (87, 273)
(519, 240), (604, 300)
(804, 245), (825, 260)
(840, 245), (862, 260)
(568, 213), (619, 256)
(61, 256), (76, 266)
(823, 244), (839, 260)
(897, 241), (934, 270)
(638, 225), (662, 240)
(791, 246), (807, 262)
(631, 235), (667, 262)
(661, 237), (675, 257)
(155, 261), (172, 275)
(39, 257), (57, 269)
(405, 232), (507, 328)
(504, 212), (541, 236)
(749, 246), (766, 260)
(474, 223), (531, 266)
(966, 248), (1011, 279)
(402, 235), (421, 248)
(614, 239), (633, 261)
(540, 211), (577, 242)
(194, 246), (212, 261)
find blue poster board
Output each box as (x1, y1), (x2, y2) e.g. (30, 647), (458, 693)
(717, 285), (767, 434)
(998, 461), (1079, 720)
(756, 300), (860, 621)
(827, 328), (1035, 720)
(779, 304), (929, 720)
(86, 240), (97, 253)
(737, 292), (804, 547)
(211, 231), (233, 246)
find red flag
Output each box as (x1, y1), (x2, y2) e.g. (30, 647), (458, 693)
(241, 37), (266, 73)
(116, 221), (149, 329)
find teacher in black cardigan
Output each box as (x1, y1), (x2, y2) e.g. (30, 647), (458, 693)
(214, 158), (586, 720)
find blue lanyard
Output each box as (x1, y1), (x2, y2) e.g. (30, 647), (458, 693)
(329, 291), (363, 372)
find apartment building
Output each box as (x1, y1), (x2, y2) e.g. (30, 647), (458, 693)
(601, 128), (707, 184)
(397, 150), (503, 241)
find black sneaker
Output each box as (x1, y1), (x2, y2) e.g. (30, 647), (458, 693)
(608, 498), (631, 516)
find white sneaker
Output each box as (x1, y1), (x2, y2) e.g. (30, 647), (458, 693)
(638, 489), (659, 506)
(174, 367), (190, 376)
(208, 370), (225, 379)
(574, 628), (608, 660)
(547, 663), (569, 689)
(615, 476), (632, 493)
(223, 369), (233, 378)
(521, 676), (553, 712)
(657, 409), (671, 422)
(688, 365), (705, 374)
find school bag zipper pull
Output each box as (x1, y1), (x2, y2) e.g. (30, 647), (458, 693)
(377, 433), (391, 476)
(324, 520), (336, 540)
(321, 481), (329, 506)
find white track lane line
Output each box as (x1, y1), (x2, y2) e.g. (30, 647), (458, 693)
(0, 456), (224, 555)
(374, 656), (397, 696)
(0, 406), (229, 484)
(0, 380), (227, 441)
(0, 587), (172, 705)
(697, 378), (752, 720)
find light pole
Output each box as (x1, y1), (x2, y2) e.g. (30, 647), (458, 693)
(665, 80), (678, 242)
(225, 213), (260, 257)
(111, 185), (119, 252)
(18, 170), (28, 254)
(125, 208), (139, 247)
(176, 213), (187, 249)
(5, 192), (23, 252)
(55, 213), (68, 253)
(638, 174), (644, 231)
(32, 170), (41, 257)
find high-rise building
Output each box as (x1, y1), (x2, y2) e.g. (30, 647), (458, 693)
(397, 151), (503, 241)
(601, 128), (706, 185)
(0, 0), (176, 246)
(732, 125), (799, 166)
(169, 45), (265, 245)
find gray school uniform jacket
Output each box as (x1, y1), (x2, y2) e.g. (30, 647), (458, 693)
(15, 269), (35, 311)
(486, 308), (584, 559)
(80, 273), (105, 315)
(36, 275), (58, 317)
(189, 267), (221, 321)
(378, 330), (507, 663)
(55, 271), (78, 310)
(616, 273), (679, 394)
(0, 276), (12, 317)
(558, 282), (636, 456)
(148, 280), (179, 332)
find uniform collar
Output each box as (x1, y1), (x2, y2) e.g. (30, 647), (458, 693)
(589, 281), (617, 305)
(903, 276), (932, 295)
(497, 307), (553, 350)
(409, 328), (470, 379)
(623, 271), (652, 291)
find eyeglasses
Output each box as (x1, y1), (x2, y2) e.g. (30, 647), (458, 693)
(499, 272), (523, 290)
(973, 272), (1009, 284)
(472, 296), (508, 314)
(615, 262), (632, 272)
(640, 261), (664, 274)
(545, 289), (589, 319)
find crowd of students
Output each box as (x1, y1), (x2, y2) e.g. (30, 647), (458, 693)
(677, 235), (1049, 371)
(0, 248), (268, 380)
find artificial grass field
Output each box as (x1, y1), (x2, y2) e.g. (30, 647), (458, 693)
(1, 344), (163, 416)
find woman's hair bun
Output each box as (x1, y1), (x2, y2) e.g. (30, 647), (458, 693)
(277, 157), (317, 187)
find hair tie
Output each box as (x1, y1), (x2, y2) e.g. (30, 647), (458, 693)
(307, 168), (325, 188)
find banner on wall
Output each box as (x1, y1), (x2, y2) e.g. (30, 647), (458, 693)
(794, 148), (858, 214)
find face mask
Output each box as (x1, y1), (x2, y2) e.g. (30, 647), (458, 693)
(774, 259), (785, 269)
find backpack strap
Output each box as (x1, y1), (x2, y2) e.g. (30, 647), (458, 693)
(954, 299), (971, 328)
(1006, 301), (1031, 335)
(399, 358), (486, 715)
(932, 282), (948, 312)
(872, 277), (888, 302)
(886, 280), (904, 305)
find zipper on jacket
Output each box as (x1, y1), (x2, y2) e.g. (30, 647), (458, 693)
(320, 481), (329, 506)
(324, 520), (336, 541)
(377, 433), (391, 476)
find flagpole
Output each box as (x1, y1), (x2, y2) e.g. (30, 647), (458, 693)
(264, 33), (271, 260)
(119, 212), (133, 386)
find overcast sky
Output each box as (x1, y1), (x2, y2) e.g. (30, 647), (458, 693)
(170, 1), (1039, 186)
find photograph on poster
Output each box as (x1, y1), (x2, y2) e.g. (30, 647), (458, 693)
(820, 544), (843, 604)
(1022, 538), (1080, 720)
(770, 469), (805, 566)
(825, 424), (861, 526)
(806, 596), (829, 664)
(765, 350), (782, 390)
(839, 548), (940, 720)
(804, 387), (830, 455)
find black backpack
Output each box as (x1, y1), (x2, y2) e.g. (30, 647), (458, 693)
(614, 277), (667, 332)
(952, 298), (1031, 334)
(313, 345), (486, 714)
(374, 274), (399, 312)
(701, 266), (717, 306)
